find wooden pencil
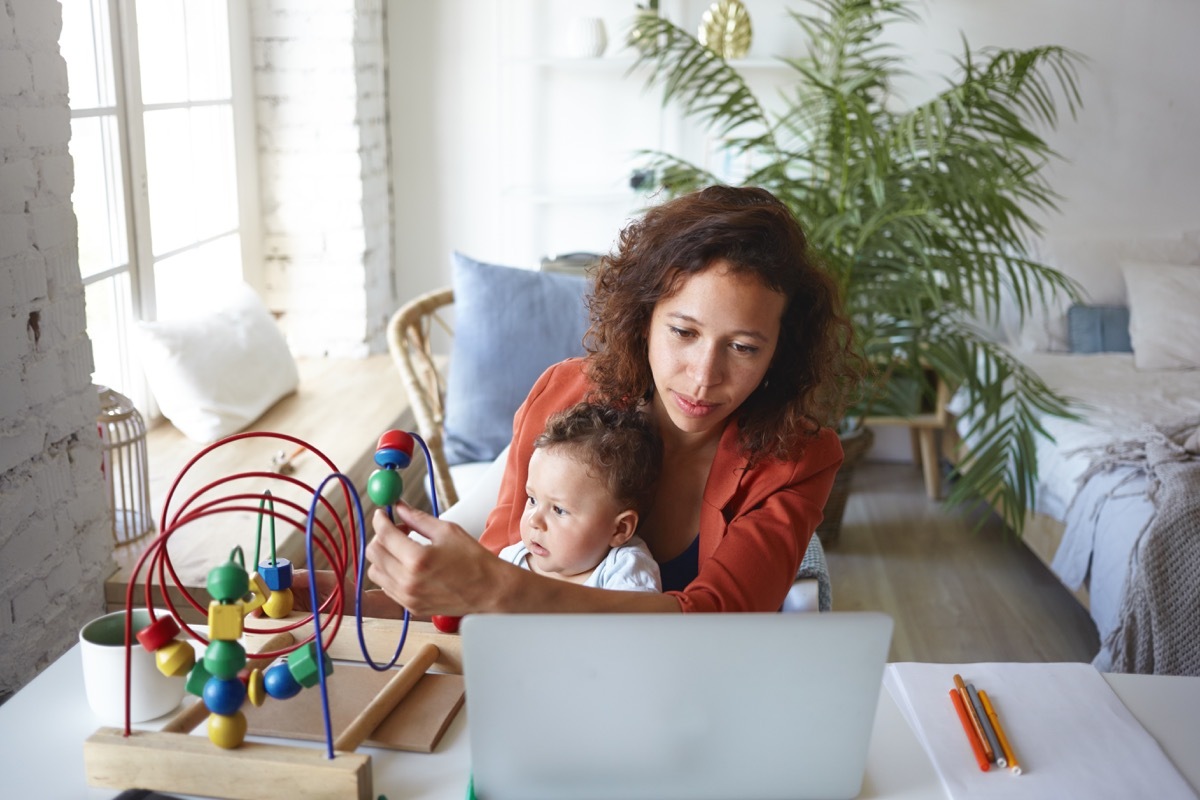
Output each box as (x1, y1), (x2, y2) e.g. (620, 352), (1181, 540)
(949, 689), (990, 772)
(953, 673), (995, 762)
(967, 683), (1007, 769)
(979, 689), (1022, 776)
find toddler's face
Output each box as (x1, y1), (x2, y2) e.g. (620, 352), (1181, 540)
(519, 447), (628, 581)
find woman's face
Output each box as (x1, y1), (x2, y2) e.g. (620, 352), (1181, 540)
(647, 261), (786, 442)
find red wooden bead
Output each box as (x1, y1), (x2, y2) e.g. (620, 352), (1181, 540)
(136, 615), (181, 652)
(374, 430), (414, 469)
(432, 615), (462, 634)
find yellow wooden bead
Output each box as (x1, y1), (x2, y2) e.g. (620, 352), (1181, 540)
(246, 668), (266, 707)
(207, 710), (248, 749)
(155, 639), (195, 678)
(262, 588), (295, 619)
(207, 600), (244, 641)
(243, 572), (268, 616)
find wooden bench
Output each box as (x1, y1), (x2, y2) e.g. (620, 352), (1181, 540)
(105, 355), (423, 621)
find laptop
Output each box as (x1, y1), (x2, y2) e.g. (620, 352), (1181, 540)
(461, 612), (894, 800)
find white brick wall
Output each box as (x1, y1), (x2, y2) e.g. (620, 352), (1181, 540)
(252, 0), (394, 358)
(0, 0), (110, 700)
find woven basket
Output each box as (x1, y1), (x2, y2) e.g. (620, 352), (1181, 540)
(815, 425), (875, 546)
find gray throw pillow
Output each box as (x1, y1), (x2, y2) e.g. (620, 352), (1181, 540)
(1067, 304), (1132, 354)
(442, 252), (591, 465)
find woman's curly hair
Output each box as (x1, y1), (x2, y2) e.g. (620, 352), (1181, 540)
(584, 185), (861, 464)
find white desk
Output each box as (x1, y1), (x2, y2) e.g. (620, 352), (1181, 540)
(2, 645), (1197, 799)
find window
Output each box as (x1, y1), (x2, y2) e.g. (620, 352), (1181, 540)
(61, 0), (257, 411)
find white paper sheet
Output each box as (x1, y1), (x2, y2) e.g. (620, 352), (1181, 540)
(884, 662), (1197, 800)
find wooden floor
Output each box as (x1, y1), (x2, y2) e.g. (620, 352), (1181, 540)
(826, 460), (1100, 664)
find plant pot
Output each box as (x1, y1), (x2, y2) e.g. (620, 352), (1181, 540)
(816, 425), (874, 547)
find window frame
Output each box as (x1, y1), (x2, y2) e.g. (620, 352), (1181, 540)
(68, 0), (261, 414)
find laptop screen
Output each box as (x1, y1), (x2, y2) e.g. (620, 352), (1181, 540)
(462, 612), (893, 800)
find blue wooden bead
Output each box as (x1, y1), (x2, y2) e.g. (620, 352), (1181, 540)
(258, 558), (293, 591)
(203, 676), (247, 716)
(367, 468), (403, 506)
(374, 447), (412, 470)
(263, 661), (302, 700)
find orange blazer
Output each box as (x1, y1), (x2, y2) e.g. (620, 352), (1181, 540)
(480, 359), (844, 612)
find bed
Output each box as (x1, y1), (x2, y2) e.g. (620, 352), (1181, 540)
(950, 233), (1200, 675)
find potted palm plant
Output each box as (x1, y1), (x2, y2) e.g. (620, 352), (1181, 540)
(627, 0), (1085, 536)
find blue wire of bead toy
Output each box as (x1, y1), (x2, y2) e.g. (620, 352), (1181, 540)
(303, 432), (443, 759)
(306, 472), (363, 759)
(354, 432), (441, 670)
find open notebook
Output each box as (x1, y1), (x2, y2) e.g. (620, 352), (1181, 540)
(884, 662), (1197, 799)
(462, 612), (893, 800)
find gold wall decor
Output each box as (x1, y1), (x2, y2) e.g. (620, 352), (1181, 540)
(97, 385), (155, 546)
(698, 0), (752, 60)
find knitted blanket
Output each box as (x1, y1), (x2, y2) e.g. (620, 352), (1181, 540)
(1081, 427), (1200, 676)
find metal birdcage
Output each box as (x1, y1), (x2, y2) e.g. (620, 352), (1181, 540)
(96, 385), (154, 546)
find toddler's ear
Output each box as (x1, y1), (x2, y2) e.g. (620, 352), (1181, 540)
(608, 509), (638, 547)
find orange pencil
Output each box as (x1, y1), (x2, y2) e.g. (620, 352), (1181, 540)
(950, 689), (990, 772)
(979, 689), (1023, 776)
(953, 673), (995, 762)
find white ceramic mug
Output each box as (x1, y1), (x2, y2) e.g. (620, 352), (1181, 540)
(79, 608), (186, 725)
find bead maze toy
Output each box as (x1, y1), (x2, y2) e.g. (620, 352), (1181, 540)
(83, 430), (465, 800)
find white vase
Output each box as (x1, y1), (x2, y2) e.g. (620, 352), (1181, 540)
(567, 17), (607, 58)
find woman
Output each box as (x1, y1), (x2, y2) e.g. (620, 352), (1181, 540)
(366, 185), (859, 614)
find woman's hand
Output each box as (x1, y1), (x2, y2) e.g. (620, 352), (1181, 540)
(290, 568), (407, 619)
(365, 503), (506, 617)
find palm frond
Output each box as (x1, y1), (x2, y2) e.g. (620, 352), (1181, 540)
(630, 0), (1086, 536)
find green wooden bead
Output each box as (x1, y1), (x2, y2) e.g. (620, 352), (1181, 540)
(287, 641), (334, 688)
(204, 639), (247, 680)
(367, 468), (403, 506)
(186, 659), (213, 697)
(207, 560), (249, 602)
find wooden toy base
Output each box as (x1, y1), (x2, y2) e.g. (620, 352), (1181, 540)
(245, 663), (463, 752)
(85, 728), (374, 800)
(83, 620), (464, 800)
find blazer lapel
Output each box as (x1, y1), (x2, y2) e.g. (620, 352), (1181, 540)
(698, 422), (746, 562)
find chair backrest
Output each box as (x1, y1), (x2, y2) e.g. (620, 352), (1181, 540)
(386, 287), (460, 507)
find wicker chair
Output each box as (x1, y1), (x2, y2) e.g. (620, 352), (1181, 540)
(386, 287), (460, 508)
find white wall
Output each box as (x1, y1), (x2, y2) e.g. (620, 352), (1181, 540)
(0, 0), (110, 700)
(390, 0), (1200, 293)
(889, 0), (1200, 240)
(253, 0), (396, 357)
(388, 0), (501, 304)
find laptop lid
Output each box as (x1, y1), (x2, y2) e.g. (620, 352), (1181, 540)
(462, 612), (894, 800)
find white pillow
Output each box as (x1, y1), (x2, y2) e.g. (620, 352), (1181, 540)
(135, 283), (300, 442)
(1122, 261), (1200, 370)
(1010, 234), (1200, 353)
